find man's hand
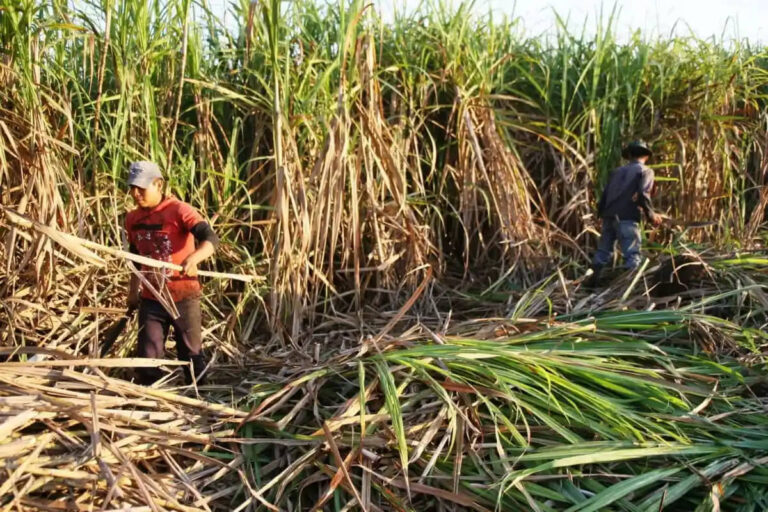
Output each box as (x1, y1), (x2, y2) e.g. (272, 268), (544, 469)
(649, 213), (663, 227)
(180, 241), (215, 277)
(127, 273), (140, 310)
(181, 256), (199, 277)
(127, 291), (140, 310)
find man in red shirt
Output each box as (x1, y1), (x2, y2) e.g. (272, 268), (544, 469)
(125, 161), (218, 385)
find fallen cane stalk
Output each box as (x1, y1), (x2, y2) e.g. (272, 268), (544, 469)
(1, 206), (259, 283)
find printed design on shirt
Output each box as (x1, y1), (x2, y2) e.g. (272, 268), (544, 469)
(134, 227), (174, 293)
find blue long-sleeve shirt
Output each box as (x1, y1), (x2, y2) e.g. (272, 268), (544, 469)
(597, 161), (656, 222)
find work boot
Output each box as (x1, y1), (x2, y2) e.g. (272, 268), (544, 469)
(183, 355), (208, 386)
(584, 265), (604, 288)
(136, 367), (164, 386)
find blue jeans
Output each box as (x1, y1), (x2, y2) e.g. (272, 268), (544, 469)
(592, 218), (642, 269)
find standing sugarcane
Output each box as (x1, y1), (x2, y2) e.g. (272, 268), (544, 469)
(588, 141), (663, 286)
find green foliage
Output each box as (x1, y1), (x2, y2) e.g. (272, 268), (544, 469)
(242, 299), (768, 510)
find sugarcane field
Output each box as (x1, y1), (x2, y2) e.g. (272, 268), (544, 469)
(2, 0), (768, 510)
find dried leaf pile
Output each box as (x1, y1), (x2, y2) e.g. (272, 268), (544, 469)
(2, 254), (768, 510)
(0, 364), (264, 511)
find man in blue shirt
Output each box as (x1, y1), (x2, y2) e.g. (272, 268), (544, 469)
(589, 141), (662, 285)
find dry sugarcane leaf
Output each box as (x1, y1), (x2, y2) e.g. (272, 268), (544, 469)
(2, 206), (106, 266)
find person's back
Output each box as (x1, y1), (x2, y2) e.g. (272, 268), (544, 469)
(598, 161), (654, 222)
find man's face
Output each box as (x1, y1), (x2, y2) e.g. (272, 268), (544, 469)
(130, 179), (164, 209)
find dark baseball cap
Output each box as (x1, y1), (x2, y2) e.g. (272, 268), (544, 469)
(127, 161), (163, 189)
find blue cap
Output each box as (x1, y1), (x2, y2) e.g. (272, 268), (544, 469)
(127, 161), (163, 189)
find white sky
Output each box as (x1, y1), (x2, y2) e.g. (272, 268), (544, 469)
(205, 0), (767, 44)
(377, 0), (768, 43)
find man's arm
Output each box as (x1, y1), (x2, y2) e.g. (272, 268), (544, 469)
(128, 272), (140, 309)
(596, 169), (614, 217)
(180, 222), (219, 276)
(639, 167), (661, 226)
(597, 188), (606, 217)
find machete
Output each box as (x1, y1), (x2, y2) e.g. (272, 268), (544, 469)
(658, 214), (716, 229)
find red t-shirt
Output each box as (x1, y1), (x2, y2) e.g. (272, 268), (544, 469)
(125, 197), (204, 302)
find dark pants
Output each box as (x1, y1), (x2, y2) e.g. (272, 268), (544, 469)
(136, 297), (207, 385)
(593, 218), (642, 269)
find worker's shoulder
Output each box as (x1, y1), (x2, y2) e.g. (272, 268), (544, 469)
(156, 196), (197, 215)
(165, 195), (200, 207)
(163, 196), (185, 209)
(636, 162), (654, 177)
(628, 160), (651, 170)
(170, 198), (202, 218)
(125, 207), (141, 227)
(615, 161), (649, 175)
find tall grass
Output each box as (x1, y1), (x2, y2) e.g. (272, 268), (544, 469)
(1, 0), (767, 336)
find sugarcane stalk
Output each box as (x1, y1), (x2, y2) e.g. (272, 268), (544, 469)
(1, 206), (258, 283)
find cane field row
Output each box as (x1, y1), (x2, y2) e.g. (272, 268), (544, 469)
(1, 0), (768, 510)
